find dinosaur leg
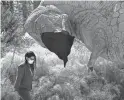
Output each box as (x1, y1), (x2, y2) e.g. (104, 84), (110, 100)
(87, 27), (106, 73)
(87, 46), (105, 73)
(87, 51), (98, 72)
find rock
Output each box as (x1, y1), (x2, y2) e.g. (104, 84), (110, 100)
(25, 1), (124, 73)
(113, 12), (119, 18)
(119, 14), (124, 22)
(111, 18), (117, 26)
(119, 22), (124, 32)
(119, 9), (124, 14)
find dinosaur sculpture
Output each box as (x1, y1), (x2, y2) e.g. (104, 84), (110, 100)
(24, 1), (124, 71)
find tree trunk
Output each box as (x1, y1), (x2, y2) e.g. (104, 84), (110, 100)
(10, 1), (14, 13)
(21, 1), (28, 22)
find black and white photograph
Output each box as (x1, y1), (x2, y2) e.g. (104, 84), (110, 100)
(1, 0), (124, 100)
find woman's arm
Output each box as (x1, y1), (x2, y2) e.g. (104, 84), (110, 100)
(14, 65), (24, 91)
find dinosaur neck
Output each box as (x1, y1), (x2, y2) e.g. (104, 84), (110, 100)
(67, 19), (84, 43)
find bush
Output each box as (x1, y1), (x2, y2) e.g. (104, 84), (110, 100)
(88, 90), (114, 100)
(1, 52), (24, 84)
(1, 79), (19, 100)
(35, 58), (49, 80)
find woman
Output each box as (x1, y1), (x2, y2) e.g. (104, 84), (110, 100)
(14, 51), (36, 100)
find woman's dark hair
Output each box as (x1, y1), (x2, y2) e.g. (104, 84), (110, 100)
(25, 51), (36, 71)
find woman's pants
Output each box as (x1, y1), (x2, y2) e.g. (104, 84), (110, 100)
(17, 88), (31, 100)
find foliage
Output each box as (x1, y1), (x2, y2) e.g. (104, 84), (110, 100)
(1, 1), (35, 57)
(1, 41), (124, 100)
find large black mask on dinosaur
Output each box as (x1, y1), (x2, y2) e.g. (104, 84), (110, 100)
(41, 30), (75, 67)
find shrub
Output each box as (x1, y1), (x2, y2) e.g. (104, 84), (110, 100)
(35, 58), (49, 80)
(1, 52), (23, 84)
(88, 90), (114, 100)
(1, 79), (19, 100)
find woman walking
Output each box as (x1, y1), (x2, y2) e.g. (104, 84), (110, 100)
(14, 51), (36, 100)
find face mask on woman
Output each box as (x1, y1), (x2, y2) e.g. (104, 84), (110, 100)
(28, 59), (34, 64)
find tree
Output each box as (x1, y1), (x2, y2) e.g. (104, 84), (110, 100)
(1, 1), (35, 57)
(21, 1), (28, 23)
